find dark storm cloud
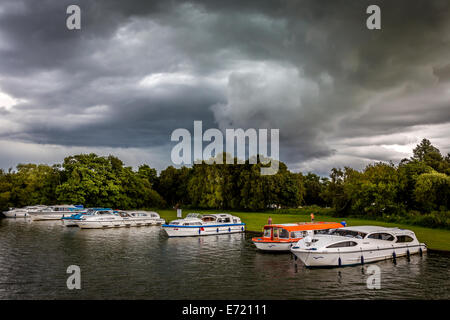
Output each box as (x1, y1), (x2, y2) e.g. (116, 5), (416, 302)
(0, 0), (449, 171)
(434, 64), (450, 82)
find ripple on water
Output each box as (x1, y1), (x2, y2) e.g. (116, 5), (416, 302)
(0, 218), (449, 299)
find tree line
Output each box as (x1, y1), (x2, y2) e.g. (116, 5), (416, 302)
(0, 139), (449, 228)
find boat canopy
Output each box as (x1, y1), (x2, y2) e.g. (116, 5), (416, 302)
(263, 222), (344, 232)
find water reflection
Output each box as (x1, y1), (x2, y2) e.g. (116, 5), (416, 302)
(0, 219), (449, 299)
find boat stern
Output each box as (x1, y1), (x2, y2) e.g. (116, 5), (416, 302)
(252, 238), (293, 251)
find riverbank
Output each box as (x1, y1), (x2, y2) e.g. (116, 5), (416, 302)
(155, 209), (450, 251)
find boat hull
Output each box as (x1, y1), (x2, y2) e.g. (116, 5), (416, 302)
(3, 211), (29, 218)
(163, 223), (245, 237)
(30, 214), (67, 221)
(77, 218), (165, 229)
(62, 219), (79, 227)
(291, 243), (427, 267)
(253, 241), (294, 251)
(29, 210), (83, 221)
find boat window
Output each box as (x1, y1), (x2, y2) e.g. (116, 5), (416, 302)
(273, 228), (279, 238)
(171, 222), (179, 225)
(263, 228), (271, 237)
(184, 222), (202, 226)
(367, 233), (395, 241)
(279, 229), (289, 239)
(332, 229), (367, 239)
(290, 231), (306, 238)
(315, 229), (334, 235)
(396, 235), (414, 243)
(326, 241), (358, 248)
(187, 213), (202, 219)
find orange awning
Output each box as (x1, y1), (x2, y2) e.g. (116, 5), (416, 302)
(263, 222), (343, 232)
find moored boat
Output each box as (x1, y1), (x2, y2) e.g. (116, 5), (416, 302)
(125, 211), (165, 226)
(252, 221), (345, 252)
(290, 226), (427, 267)
(29, 205), (84, 221)
(61, 208), (111, 227)
(76, 210), (165, 229)
(162, 213), (245, 237)
(3, 205), (48, 218)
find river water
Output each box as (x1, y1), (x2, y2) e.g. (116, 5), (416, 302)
(0, 218), (449, 299)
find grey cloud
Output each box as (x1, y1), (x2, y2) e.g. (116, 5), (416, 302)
(0, 0), (449, 173)
(434, 64), (450, 82)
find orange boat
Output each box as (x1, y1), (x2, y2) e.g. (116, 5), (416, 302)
(252, 221), (345, 251)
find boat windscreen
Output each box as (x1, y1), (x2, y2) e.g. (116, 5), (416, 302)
(98, 211), (113, 215)
(315, 229), (337, 235)
(290, 231), (307, 238)
(186, 213), (202, 218)
(331, 229), (367, 239)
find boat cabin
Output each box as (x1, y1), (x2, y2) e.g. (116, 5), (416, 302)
(261, 222), (345, 242)
(168, 213), (241, 226)
(183, 213), (240, 224)
(91, 209), (115, 216)
(131, 211), (159, 218)
(329, 226), (417, 243)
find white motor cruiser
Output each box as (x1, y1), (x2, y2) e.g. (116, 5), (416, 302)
(290, 226), (427, 267)
(61, 208), (110, 227)
(125, 211), (165, 226)
(28, 205), (84, 221)
(162, 213), (245, 237)
(76, 210), (165, 229)
(3, 205), (48, 218)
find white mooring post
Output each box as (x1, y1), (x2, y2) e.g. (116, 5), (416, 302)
(177, 208), (182, 218)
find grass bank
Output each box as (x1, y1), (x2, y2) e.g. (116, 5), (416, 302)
(155, 208), (450, 252)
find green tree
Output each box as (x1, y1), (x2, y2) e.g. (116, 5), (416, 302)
(158, 166), (191, 207)
(0, 169), (13, 211)
(56, 153), (163, 209)
(412, 138), (443, 171)
(321, 168), (349, 214)
(303, 173), (327, 206)
(397, 159), (433, 209)
(7, 164), (60, 207)
(137, 164), (158, 187)
(414, 171), (450, 212)
(356, 163), (399, 217)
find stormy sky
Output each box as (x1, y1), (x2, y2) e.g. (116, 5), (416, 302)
(0, 0), (449, 175)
